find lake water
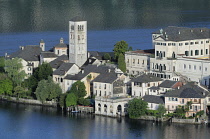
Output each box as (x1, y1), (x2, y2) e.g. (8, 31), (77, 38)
(0, 101), (210, 139)
(1, 0), (210, 138)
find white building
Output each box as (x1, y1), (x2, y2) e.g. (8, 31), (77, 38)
(69, 17), (87, 67)
(131, 74), (163, 97)
(125, 50), (153, 76)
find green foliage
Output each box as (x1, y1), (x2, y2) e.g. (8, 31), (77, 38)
(103, 53), (111, 60)
(34, 63), (53, 81)
(59, 93), (67, 108)
(146, 109), (158, 116)
(113, 40), (129, 60)
(68, 81), (86, 98)
(0, 57), (5, 72)
(128, 46), (133, 51)
(127, 98), (148, 119)
(118, 53), (126, 73)
(0, 78), (13, 95)
(78, 97), (91, 106)
(5, 58), (26, 86)
(24, 75), (38, 92)
(35, 77), (62, 102)
(175, 105), (185, 118)
(66, 93), (77, 107)
(14, 86), (25, 98)
(196, 110), (204, 117)
(157, 104), (166, 118)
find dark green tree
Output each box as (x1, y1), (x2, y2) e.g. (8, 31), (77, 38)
(34, 63), (53, 81)
(14, 86), (25, 98)
(127, 98), (148, 119)
(0, 78), (13, 95)
(0, 57), (5, 72)
(68, 81), (86, 98)
(175, 105), (185, 118)
(103, 53), (111, 60)
(4, 58), (26, 86)
(157, 104), (166, 119)
(113, 40), (129, 60)
(66, 93), (77, 107)
(118, 53), (126, 72)
(196, 110), (204, 118)
(35, 77), (62, 102)
(59, 93), (67, 110)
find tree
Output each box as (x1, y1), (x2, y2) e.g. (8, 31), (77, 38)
(157, 104), (166, 119)
(24, 75), (38, 92)
(14, 86), (25, 98)
(118, 53), (126, 73)
(35, 77), (62, 102)
(196, 110), (204, 118)
(34, 63), (53, 81)
(5, 58), (26, 86)
(127, 98), (148, 119)
(59, 93), (67, 110)
(66, 93), (77, 107)
(113, 40), (129, 60)
(0, 57), (5, 72)
(0, 78), (13, 95)
(175, 105), (185, 118)
(184, 101), (192, 117)
(68, 81), (86, 98)
(78, 97), (91, 106)
(103, 53), (111, 60)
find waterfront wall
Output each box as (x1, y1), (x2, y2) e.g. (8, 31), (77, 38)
(172, 118), (201, 124)
(0, 95), (57, 107)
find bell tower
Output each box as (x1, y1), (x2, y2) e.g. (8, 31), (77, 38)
(69, 17), (87, 67)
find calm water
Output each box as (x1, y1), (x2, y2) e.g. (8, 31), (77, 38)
(1, 0), (210, 138)
(0, 101), (210, 139)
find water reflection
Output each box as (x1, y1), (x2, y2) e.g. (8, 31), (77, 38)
(1, 0), (210, 33)
(0, 101), (210, 138)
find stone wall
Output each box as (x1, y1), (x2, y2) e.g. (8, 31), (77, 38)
(0, 95), (57, 107)
(172, 118), (201, 124)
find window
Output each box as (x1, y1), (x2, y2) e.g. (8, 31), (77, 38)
(205, 67), (207, 71)
(168, 43), (171, 46)
(28, 67), (31, 71)
(194, 65), (196, 70)
(172, 43), (176, 46)
(199, 66), (201, 71)
(179, 43), (183, 46)
(206, 49), (208, 54)
(185, 51), (189, 56)
(184, 64), (186, 69)
(185, 42), (189, 45)
(190, 42), (194, 45)
(195, 41), (199, 44)
(133, 59), (135, 64)
(195, 50), (199, 55)
(138, 59), (139, 64)
(142, 60), (144, 65)
(206, 41), (209, 43)
(189, 65), (191, 69)
(156, 51), (159, 56)
(191, 50), (193, 56)
(201, 41), (203, 44)
(201, 49), (203, 55)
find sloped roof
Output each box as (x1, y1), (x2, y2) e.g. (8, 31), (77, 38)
(54, 43), (68, 48)
(131, 74), (163, 83)
(143, 95), (164, 104)
(153, 26), (210, 42)
(165, 82), (209, 98)
(8, 45), (42, 61)
(92, 72), (118, 83)
(64, 65), (115, 81)
(53, 63), (75, 75)
(149, 86), (160, 90)
(49, 55), (69, 69)
(41, 52), (57, 58)
(159, 80), (177, 88)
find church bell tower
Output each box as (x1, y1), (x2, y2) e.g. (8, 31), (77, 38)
(69, 17), (87, 67)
